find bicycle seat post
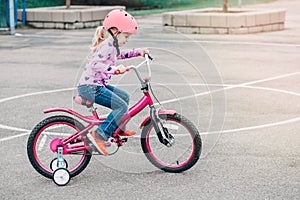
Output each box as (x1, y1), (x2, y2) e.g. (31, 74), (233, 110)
(89, 105), (100, 119)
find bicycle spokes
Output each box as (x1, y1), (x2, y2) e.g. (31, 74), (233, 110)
(141, 113), (201, 173)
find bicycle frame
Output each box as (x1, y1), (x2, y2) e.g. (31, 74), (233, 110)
(44, 54), (176, 154)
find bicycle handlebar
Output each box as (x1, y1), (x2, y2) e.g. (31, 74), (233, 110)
(146, 53), (153, 61)
(129, 53), (153, 84)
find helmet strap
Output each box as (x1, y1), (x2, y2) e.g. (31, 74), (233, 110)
(108, 29), (120, 56)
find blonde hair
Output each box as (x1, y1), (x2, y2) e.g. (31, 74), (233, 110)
(91, 26), (106, 53)
(91, 26), (119, 53)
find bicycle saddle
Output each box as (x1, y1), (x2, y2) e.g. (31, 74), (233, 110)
(73, 95), (94, 108)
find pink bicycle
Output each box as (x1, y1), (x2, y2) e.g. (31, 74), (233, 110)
(27, 54), (202, 186)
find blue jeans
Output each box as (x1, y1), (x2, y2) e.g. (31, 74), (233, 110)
(78, 84), (130, 140)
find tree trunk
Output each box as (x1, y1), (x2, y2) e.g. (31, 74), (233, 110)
(223, 0), (228, 13)
(66, 0), (71, 9)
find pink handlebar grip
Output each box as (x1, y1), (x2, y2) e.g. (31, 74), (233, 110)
(114, 67), (130, 75)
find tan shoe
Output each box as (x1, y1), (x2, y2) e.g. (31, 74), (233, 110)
(120, 130), (137, 137)
(87, 131), (108, 156)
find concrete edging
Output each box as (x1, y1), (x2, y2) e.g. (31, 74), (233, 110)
(18, 6), (125, 29)
(163, 8), (286, 34)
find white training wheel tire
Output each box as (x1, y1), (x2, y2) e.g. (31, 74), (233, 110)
(53, 168), (70, 186)
(50, 158), (68, 171)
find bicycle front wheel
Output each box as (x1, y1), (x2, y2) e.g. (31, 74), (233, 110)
(141, 113), (202, 173)
(27, 115), (91, 179)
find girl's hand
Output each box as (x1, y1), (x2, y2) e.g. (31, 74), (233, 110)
(141, 49), (150, 57)
(115, 64), (129, 74)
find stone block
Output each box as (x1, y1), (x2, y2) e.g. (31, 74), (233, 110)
(279, 10), (286, 23)
(64, 11), (80, 23)
(186, 14), (210, 27)
(214, 28), (229, 34)
(248, 26), (263, 33)
(92, 9), (108, 21)
(176, 27), (200, 34)
(255, 12), (270, 25)
(65, 23), (76, 29)
(55, 23), (65, 29)
(173, 13), (187, 26)
(29, 22), (44, 28)
(269, 11), (280, 24)
(163, 26), (176, 32)
(271, 24), (280, 31)
(279, 23), (285, 30)
(34, 11), (52, 22)
(74, 22), (84, 29)
(80, 10), (92, 22)
(262, 24), (273, 32)
(17, 10), (22, 21)
(51, 11), (64, 22)
(229, 27), (248, 34)
(26, 11), (35, 21)
(44, 22), (55, 29)
(227, 15), (246, 28)
(162, 13), (173, 26)
(245, 13), (256, 27)
(84, 21), (95, 28)
(210, 15), (227, 28)
(199, 27), (217, 34)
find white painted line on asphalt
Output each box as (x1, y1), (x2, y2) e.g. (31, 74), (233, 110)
(0, 87), (75, 103)
(159, 71), (300, 104)
(1, 115), (299, 141)
(0, 124), (28, 132)
(0, 131), (30, 142)
(157, 83), (300, 97)
(0, 124), (30, 142)
(0, 72), (299, 142)
(15, 32), (300, 48)
(202, 117), (300, 135)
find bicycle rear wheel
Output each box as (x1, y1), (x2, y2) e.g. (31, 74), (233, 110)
(141, 113), (201, 173)
(27, 115), (91, 179)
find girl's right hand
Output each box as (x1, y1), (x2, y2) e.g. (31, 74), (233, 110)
(115, 64), (129, 74)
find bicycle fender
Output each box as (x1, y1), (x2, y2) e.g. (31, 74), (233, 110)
(43, 107), (90, 121)
(140, 110), (176, 129)
(43, 107), (76, 115)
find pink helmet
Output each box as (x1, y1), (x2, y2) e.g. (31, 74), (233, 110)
(103, 9), (138, 34)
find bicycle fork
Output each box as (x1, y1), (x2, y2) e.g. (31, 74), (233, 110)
(150, 107), (175, 147)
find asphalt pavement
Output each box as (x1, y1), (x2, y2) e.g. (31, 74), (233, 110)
(0, 0), (299, 199)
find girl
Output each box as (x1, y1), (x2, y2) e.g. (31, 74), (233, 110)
(77, 9), (148, 155)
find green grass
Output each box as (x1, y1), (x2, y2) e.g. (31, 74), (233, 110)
(129, 0), (275, 15)
(18, 0), (65, 8)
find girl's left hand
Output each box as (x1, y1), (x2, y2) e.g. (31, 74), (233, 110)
(141, 49), (150, 57)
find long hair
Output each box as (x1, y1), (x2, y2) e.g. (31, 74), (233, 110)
(91, 26), (106, 53)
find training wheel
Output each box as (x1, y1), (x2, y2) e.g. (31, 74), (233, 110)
(53, 168), (71, 186)
(50, 158), (68, 171)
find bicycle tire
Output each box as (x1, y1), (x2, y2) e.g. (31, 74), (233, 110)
(141, 113), (201, 173)
(27, 115), (91, 179)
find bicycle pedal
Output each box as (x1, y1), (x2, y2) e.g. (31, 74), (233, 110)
(87, 143), (99, 154)
(122, 138), (128, 143)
